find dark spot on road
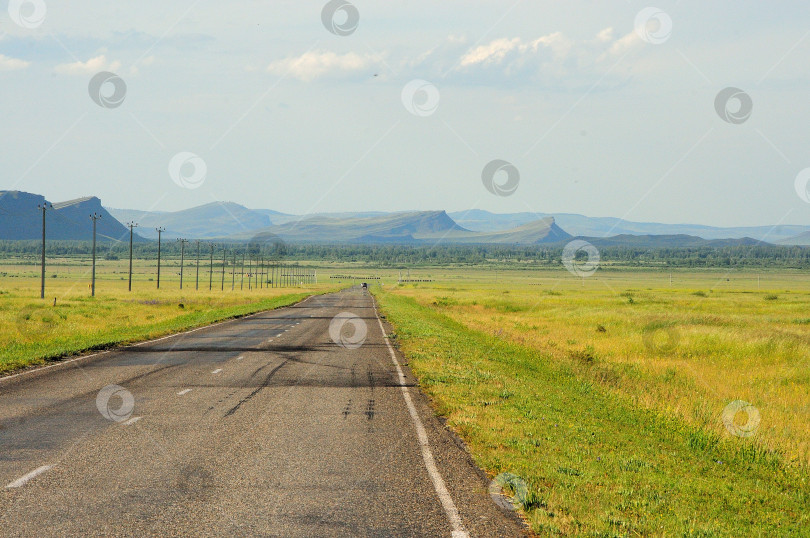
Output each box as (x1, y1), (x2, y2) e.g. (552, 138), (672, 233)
(176, 464), (214, 499)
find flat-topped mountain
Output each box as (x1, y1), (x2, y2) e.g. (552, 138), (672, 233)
(2, 191), (807, 247)
(435, 216), (571, 244)
(0, 191), (133, 241)
(254, 211), (469, 243)
(449, 209), (810, 244)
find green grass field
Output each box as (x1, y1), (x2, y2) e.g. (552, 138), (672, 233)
(373, 267), (810, 536)
(4, 256), (809, 535)
(0, 255), (341, 374)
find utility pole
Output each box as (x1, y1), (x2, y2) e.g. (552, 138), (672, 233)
(38, 202), (52, 299)
(195, 240), (201, 291)
(240, 250), (245, 290)
(221, 247), (226, 291)
(155, 227), (165, 289)
(178, 238), (188, 289)
(231, 251), (236, 290)
(209, 243), (214, 291)
(127, 221), (138, 292)
(90, 212), (101, 297)
(248, 256), (252, 291)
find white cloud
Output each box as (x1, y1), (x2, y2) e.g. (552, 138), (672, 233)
(596, 27), (615, 43)
(454, 30), (645, 83)
(0, 54), (30, 71)
(606, 31), (641, 57)
(267, 51), (377, 81)
(460, 37), (521, 66)
(54, 55), (122, 75)
(527, 32), (572, 59)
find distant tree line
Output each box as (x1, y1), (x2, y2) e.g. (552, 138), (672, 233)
(1, 240), (810, 269)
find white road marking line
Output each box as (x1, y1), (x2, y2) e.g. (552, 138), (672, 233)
(177, 389), (192, 396)
(6, 465), (55, 489)
(123, 416), (142, 425)
(374, 303), (470, 538)
(237, 355), (244, 360)
(212, 368), (223, 374)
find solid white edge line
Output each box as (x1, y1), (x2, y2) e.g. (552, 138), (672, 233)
(373, 302), (470, 538)
(5, 464), (55, 488)
(0, 295), (318, 385)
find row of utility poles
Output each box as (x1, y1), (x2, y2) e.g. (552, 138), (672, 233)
(36, 211), (316, 298)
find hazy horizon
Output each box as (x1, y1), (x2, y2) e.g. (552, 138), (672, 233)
(3, 1), (810, 228)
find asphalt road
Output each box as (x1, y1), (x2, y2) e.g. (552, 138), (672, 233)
(0, 287), (527, 537)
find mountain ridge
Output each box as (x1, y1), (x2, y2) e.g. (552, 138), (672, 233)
(2, 190), (807, 247)
(449, 209), (810, 244)
(0, 191), (137, 242)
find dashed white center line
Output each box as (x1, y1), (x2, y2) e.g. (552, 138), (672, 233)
(177, 389), (192, 396)
(212, 368), (223, 374)
(6, 465), (54, 489)
(123, 416), (142, 426)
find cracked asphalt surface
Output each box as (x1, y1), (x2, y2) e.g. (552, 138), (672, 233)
(0, 287), (527, 537)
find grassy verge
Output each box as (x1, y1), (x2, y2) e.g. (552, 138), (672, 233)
(374, 289), (810, 537)
(2, 291), (324, 375)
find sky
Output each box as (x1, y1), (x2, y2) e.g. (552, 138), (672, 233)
(2, 0), (810, 227)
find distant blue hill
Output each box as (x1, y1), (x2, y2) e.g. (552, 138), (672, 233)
(3, 192), (806, 247)
(107, 202), (290, 240)
(449, 209), (810, 244)
(0, 191), (138, 242)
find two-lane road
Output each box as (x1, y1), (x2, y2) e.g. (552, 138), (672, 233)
(0, 288), (526, 536)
